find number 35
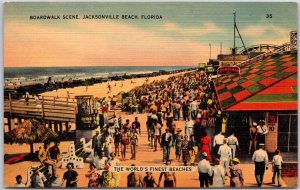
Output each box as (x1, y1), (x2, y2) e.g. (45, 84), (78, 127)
(266, 14), (272, 18)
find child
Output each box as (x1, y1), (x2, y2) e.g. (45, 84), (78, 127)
(272, 149), (283, 187)
(14, 175), (26, 187)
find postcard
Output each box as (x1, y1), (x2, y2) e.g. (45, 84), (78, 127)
(3, 2), (298, 188)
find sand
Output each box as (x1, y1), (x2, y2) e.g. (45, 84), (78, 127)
(4, 113), (287, 188)
(40, 72), (188, 99)
(4, 71), (290, 188)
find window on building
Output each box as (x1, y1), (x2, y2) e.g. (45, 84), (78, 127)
(278, 114), (298, 152)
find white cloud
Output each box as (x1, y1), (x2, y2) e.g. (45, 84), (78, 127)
(241, 24), (291, 38)
(163, 21), (225, 36)
(241, 24), (292, 46)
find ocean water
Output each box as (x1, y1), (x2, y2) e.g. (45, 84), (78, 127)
(4, 66), (194, 85)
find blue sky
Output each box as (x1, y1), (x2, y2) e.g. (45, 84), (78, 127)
(4, 2), (298, 67)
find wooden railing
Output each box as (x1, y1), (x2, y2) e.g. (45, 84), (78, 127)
(4, 94), (77, 122)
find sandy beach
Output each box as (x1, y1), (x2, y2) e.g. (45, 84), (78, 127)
(40, 72), (189, 99)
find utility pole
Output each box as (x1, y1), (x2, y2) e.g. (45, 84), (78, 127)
(209, 43), (211, 60)
(233, 11), (236, 65)
(233, 11), (250, 61)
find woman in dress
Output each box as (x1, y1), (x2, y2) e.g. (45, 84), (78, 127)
(174, 128), (183, 160)
(210, 158), (225, 187)
(85, 163), (100, 187)
(227, 158), (244, 187)
(200, 131), (211, 161)
(181, 135), (189, 166)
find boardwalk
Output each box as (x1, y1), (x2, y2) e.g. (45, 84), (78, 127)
(4, 95), (77, 133)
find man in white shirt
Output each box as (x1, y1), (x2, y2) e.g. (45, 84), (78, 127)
(213, 131), (225, 159)
(197, 152), (212, 187)
(14, 175), (26, 187)
(257, 120), (268, 147)
(227, 132), (239, 159)
(153, 120), (162, 151)
(272, 149), (283, 187)
(161, 128), (173, 164)
(190, 99), (198, 120)
(185, 118), (194, 140)
(252, 143), (269, 187)
(218, 139), (232, 174)
(30, 169), (46, 188)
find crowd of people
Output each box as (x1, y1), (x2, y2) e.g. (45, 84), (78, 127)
(14, 70), (284, 188)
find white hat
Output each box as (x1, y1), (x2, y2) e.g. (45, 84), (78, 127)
(252, 122), (258, 126)
(202, 152), (207, 157)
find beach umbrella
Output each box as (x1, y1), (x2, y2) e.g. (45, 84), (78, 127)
(10, 119), (58, 154)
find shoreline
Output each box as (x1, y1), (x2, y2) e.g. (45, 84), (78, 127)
(39, 70), (195, 99)
(4, 67), (197, 97)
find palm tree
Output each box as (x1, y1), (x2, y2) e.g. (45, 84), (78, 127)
(10, 119), (58, 155)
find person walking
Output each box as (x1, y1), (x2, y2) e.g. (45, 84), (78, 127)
(197, 152), (212, 188)
(213, 131), (225, 159)
(120, 129), (129, 161)
(174, 128), (183, 160)
(114, 128), (121, 156)
(188, 135), (197, 166)
(181, 135), (189, 166)
(193, 117), (202, 147)
(227, 158), (244, 187)
(185, 117), (194, 140)
(161, 128), (173, 164)
(158, 171), (177, 187)
(62, 163), (78, 188)
(252, 143), (269, 187)
(127, 164), (143, 187)
(200, 131), (211, 161)
(92, 131), (102, 158)
(249, 122), (258, 155)
(190, 98), (198, 120)
(132, 117), (141, 135)
(256, 120), (269, 148)
(143, 172), (158, 187)
(129, 128), (138, 160)
(227, 132), (239, 159)
(153, 120), (162, 152)
(218, 139), (232, 175)
(210, 158), (225, 188)
(272, 149), (283, 187)
(85, 163), (100, 187)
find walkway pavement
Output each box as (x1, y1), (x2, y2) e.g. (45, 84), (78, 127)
(115, 113), (288, 188)
(3, 112), (291, 188)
